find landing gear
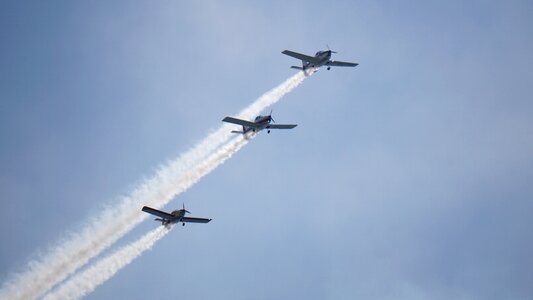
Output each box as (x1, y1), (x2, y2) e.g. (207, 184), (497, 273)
(327, 66), (331, 70)
(267, 130), (270, 134)
(182, 222), (185, 226)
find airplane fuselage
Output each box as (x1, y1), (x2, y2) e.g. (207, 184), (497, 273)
(241, 115), (272, 134)
(156, 209), (187, 225)
(302, 50), (332, 69)
(171, 209), (187, 218)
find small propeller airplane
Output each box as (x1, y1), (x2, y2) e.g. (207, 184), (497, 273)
(222, 111), (297, 134)
(142, 204), (211, 226)
(282, 47), (358, 71)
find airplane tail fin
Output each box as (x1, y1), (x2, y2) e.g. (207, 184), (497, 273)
(231, 125), (247, 134)
(291, 59), (306, 70)
(231, 125), (246, 134)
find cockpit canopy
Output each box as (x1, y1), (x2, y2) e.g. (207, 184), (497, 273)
(316, 50), (331, 56)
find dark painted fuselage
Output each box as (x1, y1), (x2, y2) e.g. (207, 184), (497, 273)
(157, 209), (187, 226)
(302, 50), (333, 69)
(241, 115), (273, 134)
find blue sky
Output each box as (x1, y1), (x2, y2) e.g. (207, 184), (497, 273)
(1, 1), (533, 299)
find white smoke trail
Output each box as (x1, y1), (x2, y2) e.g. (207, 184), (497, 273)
(43, 226), (171, 300)
(0, 70), (311, 300)
(44, 135), (251, 300)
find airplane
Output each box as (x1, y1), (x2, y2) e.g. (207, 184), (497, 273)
(142, 204), (211, 226)
(222, 111), (297, 134)
(282, 47), (358, 71)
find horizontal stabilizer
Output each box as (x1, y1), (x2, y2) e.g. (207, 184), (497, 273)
(290, 66), (304, 70)
(231, 130), (243, 134)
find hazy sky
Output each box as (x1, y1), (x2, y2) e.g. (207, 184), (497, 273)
(1, 1), (532, 299)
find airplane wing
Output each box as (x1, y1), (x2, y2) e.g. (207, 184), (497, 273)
(142, 206), (175, 220)
(282, 50), (320, 64)
(222, 116), (259, 128)
(327, 60), (359, 67)
(181, 217), (212, 223)
(268, 124), (297, 129)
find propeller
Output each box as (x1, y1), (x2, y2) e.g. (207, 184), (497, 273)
(182, 203), (191, 214)
(269, 109), (275, 123)
(326, 44), (337, 54)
